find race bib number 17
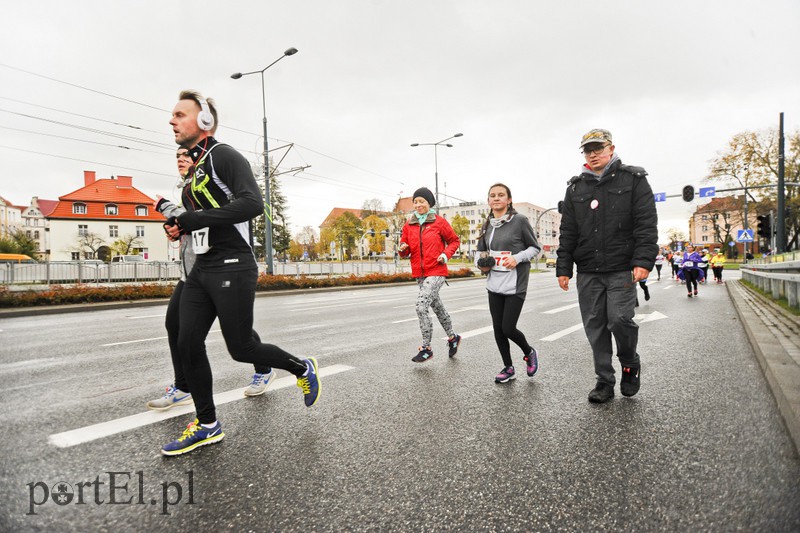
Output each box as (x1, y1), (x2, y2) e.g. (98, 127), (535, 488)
(192, 227), (211, 254)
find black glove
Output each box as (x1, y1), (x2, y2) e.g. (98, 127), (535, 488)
(163, 216), (185, 237)
(477, 254), (496, 269)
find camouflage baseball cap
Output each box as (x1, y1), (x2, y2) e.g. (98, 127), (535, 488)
(579, 129), (613, 148)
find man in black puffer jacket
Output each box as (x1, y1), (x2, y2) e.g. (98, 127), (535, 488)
(556, 129), (658, 404)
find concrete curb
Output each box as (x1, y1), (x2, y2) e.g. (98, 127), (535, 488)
(727, 279), (800, 455)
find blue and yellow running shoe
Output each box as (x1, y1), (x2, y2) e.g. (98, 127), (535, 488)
(296, 357), (321, 407)
(161, 419), (224, 456)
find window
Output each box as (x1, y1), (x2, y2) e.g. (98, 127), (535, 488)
(105, 204), (118, 216)
(136, 226), (145, 237)
(702, 225), (708, 232)
(136, 205), (148, 216)
(702, 236), (709, 242)
(109, 225), (118, 238)
(701, 215), (708, 220)
(73, 203), (87, 214)
(78, 224), (88, 236)
(34, 231), (39, 239)
(26, 230), (32, 238)
(71, 252), (80, 260)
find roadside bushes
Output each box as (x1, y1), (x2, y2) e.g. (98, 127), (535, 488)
(0, 268), (474, 308)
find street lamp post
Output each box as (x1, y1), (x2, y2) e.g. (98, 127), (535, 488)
(231, 47), (298, 275)
(411, 133), (463, 207)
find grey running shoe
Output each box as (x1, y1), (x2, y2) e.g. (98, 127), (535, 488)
(244, 370), (274, 397)
(147, 385), (192, 411)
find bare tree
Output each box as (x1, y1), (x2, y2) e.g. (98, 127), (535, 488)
(361, 198), (384, 218)
(110, 234), (145, 256)
(71, 231), (106, 259)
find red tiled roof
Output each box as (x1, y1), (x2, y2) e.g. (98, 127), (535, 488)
(49, 177), (162, 221)
(36, 199), (59, 216)
(394, 197), (413, 214)
(319, 207), (364, 228)
(695, 195), (743, 213)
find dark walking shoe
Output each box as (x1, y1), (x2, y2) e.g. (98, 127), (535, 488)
(620, 366), (641, 397)
(687, 293), (692, 298)
(412, 346), (433, 363)
(694, 289), (698, 296)
(643, 286), (651, 301)
(588, 382), (614, 403)
(447, 334), (462, 357)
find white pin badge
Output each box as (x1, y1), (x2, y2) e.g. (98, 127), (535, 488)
(590, 199), (599, 210)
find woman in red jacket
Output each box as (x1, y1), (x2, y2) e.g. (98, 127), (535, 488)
(398, 187), (462, 363)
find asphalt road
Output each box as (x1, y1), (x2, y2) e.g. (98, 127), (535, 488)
(1, 269), (799, 532)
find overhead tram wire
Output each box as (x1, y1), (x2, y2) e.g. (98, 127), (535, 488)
(0, 96), (167, 136)
(2, 63), (405, 190)
(0, 109), (174, 151)
(0, 63), (168, 113)
(0, 144), (175, 178)
(0, 126), (167, 154)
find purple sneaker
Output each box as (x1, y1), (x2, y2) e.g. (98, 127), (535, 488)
(495, 366), (516, 383)
(524, 348), (539, 377)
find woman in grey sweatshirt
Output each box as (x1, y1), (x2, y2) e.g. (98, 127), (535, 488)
(475, 183), (541, 383)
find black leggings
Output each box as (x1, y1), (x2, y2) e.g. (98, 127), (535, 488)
(488, 291), (532, 368)
(685, 269), (699, 293)
(179, 267), (307, 423)
(166, 282), (269, 393)
(712, 266), (723, 281)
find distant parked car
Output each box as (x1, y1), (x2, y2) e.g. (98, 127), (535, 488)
(111, 255), (145, 263)
(545, 256), (557, 268)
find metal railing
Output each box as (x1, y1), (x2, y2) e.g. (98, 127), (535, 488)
(741, 252), (800, 310)
(0, 261), (183, 285)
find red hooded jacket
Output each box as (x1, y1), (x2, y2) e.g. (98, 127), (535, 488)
(399, 213), (460, 278)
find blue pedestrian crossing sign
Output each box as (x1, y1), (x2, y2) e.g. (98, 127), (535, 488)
(699, 186), (716, 198)
(737, 229), (754, 242)
(653, 192), (666, 202)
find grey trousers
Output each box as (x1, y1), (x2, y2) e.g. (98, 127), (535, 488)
(576, 271), (640, 386)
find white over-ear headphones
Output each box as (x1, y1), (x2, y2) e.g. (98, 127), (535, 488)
(197, 96), (215, 131)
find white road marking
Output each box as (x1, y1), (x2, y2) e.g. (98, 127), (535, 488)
(291, 298), (403, 312)
(101, 329), (221, 347)
(0, 357), (57, 372)
(543, 302), (580, 314)
(540, 323), (585, 342)
(539, 311), (668, 342)
(392, 305), (485, 324)
(48, 364), (355, 448)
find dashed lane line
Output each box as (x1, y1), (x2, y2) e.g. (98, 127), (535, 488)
(48, 364), (354, 448)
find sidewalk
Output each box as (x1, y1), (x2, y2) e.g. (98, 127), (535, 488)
(728, 279), (800, 455)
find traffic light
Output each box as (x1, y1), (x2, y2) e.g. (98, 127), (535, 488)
(682, 185), (695, 202)
(756, 215), (772, 237)
(367, 228), (375, 237)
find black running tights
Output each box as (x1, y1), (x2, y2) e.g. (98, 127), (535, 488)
(685, 269), (699, 293)
(488, 291), (532, 368)
(166, 281), (271, 393)
(178, 268), (307, 423)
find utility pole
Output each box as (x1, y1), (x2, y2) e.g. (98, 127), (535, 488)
(777, 112), (786, 253)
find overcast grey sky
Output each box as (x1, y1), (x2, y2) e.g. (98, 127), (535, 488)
(1, 0), (798, 242)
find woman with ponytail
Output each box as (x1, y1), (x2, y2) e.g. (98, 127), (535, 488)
(475, 183), (541, 383)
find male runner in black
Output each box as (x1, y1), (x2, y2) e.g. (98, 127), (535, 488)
(160, 90), (320, 456)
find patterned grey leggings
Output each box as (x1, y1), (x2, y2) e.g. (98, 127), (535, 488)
(416, 276), (455, 347)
